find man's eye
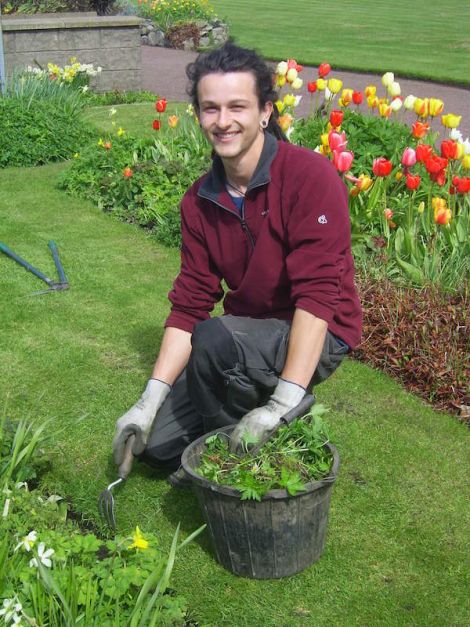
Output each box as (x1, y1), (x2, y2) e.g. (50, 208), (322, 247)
(231, 106), (244, 111)
(203, 107), (217, 113)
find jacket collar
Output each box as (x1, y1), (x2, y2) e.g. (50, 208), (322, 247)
(198, 133), (279, 205)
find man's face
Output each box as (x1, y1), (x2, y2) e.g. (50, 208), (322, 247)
(197, 71), (273, 163)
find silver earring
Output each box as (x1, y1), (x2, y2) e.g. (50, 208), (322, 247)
(260, 119), (268, 129)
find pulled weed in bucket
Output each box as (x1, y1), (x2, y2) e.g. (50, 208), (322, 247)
(197, 406), (333, 501)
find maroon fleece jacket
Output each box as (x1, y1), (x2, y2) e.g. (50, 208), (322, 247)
(165, 133), (362, 349)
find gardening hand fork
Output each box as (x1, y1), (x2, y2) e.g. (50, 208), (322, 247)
(98, 434), (135, 531)
(0, 240), (69, 295)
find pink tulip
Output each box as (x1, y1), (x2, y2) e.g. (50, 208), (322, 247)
(401, 147), (417, 167)
(328, 130), (347, 153)
(333, 149), (354, 172)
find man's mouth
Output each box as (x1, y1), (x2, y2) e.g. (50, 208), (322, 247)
(214, 131), (241, 142)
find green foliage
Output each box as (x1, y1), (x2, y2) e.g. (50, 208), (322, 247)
(0, 415), (204, 625)
(1, 0), (118, 14)
(83, 90), (158, 107)
(59, 113), (210, 246)
(197, 405), (333, 500)
(128, 0), (217, 30)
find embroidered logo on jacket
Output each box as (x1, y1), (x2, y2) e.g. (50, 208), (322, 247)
(318, 214), (328, 224)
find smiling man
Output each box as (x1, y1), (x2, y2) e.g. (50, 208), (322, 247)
(113, 42), (362, 484)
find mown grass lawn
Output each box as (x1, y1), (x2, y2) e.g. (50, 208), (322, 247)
(1, 158), (469, 626)
(212, 0), (470, 86)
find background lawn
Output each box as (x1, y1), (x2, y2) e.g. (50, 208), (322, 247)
(212, 0), (470, 85)
(1, 162), (469, 626)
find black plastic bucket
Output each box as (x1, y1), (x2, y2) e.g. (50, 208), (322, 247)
(181, 426), (340, 579)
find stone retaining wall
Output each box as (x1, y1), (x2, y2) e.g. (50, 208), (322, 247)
(1, 13), (143, 92)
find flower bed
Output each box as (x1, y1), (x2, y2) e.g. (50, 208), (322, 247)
(0, 415), (203, 625)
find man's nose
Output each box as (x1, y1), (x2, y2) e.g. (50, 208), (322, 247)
(216, 108), (231, 128)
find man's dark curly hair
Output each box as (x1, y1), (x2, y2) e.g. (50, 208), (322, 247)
(186, 41), (288, 142)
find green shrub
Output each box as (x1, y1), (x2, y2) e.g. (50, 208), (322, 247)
(59, 114), (210, 245)
(0, 97), (94, 167)
(84, 90), (158, 107)
(128, 0), (217, 30)
(1, 0), (118, 14)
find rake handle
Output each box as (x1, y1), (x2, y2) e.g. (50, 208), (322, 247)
(119, 434), (135, 480)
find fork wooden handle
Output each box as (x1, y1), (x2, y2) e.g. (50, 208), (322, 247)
(118, 434), (135, 480)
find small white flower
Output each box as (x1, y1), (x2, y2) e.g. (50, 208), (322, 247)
(294, 95), (302, 107)
(46, 494), (63, 503)
(109, 107), (117, 117)
(81, 85), (89, 93)
(14, 482), (28, 490)
(14, 530), (37, 552)
(0, 597), (22, 624)
(462, 138), (470, 154)
(29, 542), (54, 568)
(449, 128), (463, 142)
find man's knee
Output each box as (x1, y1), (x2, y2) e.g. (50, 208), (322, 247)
(190, 318), (239, 373)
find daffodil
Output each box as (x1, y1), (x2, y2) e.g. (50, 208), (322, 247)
(129, 526), (149, 550)
(15, 530), (37, 552)
(29, 542), (54, 568)
(117, 127), (125, 137)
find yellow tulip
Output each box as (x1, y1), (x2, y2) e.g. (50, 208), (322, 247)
(358, 174), (373, 191)
(417, 201), (425, 214)
(378, 102), (392, 117)
(365, 85), (377, 98)
(278, 114), (293, 132)
(283, 93), (296, 107)
(441, 113), (461, 129)
(414, 98), (429, 118)
(462, 154), (470, 169)
(455, 143), (465, 159)
(168, 115), (179, 128)
(275, 100), (284, 114)
(340, 88), (353, 105)
(276, 75), (286, 88)
(432, 197), (447, 213)
(316, 78), (326, 91)
(429, 98), (444, 117)
(395, 171), (403, 181)
(286, 68), (298, 83)
(367, 95), (378, 109)
(381, 72), (394, 87)
(291, 77), (303, 90)
(321, 132), (329, 147)
(328, 78), (343, 94)
(388, 81), (401, 98)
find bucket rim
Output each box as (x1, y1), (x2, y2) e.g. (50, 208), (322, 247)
(181, 425), (339, 501)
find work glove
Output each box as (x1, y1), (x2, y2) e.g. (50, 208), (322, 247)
(113, 378), (171, 465)
(229, 378), (306, 454)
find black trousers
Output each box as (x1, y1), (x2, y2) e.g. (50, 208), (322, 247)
(139, 315), (348, 470)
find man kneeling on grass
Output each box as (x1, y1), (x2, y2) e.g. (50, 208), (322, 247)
(112, 42), (362, 486)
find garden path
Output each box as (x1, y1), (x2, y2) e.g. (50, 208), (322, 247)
(142, 46), (470, 140)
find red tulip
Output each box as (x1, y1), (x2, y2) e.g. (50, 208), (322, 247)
(318, 62), (331, 78)
(451, 176), (470, 193)
(333, 150), (354, 172)
(352, 91), (363, 105)
(401, 147), (416, 167)
(123, 167), (133, 178)
(328, 130), (347, 153)
(415, 144), (433, 162)
(424, 154), (448, 174)
(405, 173), (421, 190)
(152, 119), (161, 131)
(411, 121), (430, 139)
(155, 98), (167, 113)
(287, 59), (298, 69)
(372, 157), (393, 177)
(296, 64), (303, 73)
(440, 140), (458, 160)
(329, 110), (344, 128)
(307, 81), (317, 93)
(429, 170), (447, 186)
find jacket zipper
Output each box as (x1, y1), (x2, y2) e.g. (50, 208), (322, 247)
(199, 195), (256, 252)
